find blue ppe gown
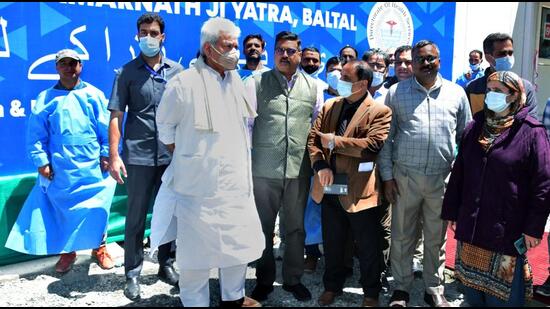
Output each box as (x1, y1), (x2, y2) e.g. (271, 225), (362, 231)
(5, 81), (116, 255)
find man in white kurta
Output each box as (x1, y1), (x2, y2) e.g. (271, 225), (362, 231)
(152, 17), (265, 307)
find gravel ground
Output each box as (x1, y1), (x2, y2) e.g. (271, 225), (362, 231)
(0, 242), (469, 307)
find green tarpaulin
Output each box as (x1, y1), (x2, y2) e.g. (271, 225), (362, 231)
(0, 174), (150, 266)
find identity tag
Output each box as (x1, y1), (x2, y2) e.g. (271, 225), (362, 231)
(358, 162), (374, 172)
(323, 184), (348, 195)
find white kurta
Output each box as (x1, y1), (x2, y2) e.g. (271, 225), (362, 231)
(151, 62), (265, 270)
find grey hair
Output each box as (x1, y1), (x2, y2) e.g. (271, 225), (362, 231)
(200, 17), (241, 56)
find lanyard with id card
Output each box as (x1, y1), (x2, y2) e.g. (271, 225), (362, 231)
(145, 64), (167, 84)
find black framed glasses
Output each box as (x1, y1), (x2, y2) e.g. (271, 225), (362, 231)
(275, 47), (299, 57)
(414, 55), (439, 64)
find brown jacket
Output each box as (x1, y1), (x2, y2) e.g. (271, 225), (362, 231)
(307, 94), (392, 213)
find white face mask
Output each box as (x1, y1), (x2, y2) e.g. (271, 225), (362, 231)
(210, 43), (240, 70)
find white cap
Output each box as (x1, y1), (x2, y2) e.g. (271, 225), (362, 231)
(55, 49), (80, 63)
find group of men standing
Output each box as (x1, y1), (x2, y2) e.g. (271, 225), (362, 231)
(7, 11), (546, 308)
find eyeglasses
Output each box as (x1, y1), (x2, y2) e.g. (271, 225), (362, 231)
(275, 47), (299, 57)
(414, 56), (439, 64)
(367, 62), (387, 70)
(395, 60), (413, 67)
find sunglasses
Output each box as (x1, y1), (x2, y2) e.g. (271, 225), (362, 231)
(275, 47), (299, 57)
(395, 60), (413, 66)
(414, 56), (439, 64)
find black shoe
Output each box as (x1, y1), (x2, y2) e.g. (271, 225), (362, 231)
(251, 283), (273, 302)
(124, 277), (140, 300)
(389, 290), (409, 307)
(158, 265), (179, 286)
(282, 283), (312, 301)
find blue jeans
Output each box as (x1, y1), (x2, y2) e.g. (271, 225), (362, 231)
(463, 256), (525, 307)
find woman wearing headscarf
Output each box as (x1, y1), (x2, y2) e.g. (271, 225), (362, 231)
(441, 71), (550, 306)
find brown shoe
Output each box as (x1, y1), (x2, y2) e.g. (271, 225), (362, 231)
(92, 245), (114, 270)
(362, 296), (379, 307)
(55, 252), (76, 273)
(318, 290), (342, 306)
(242, 296), (262, 307)
(304, 255), (318, 274)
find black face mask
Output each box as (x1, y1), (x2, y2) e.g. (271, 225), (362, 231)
(302, 65), (319, 75)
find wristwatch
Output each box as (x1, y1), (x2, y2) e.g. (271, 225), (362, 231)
(328, 134), (335, 150)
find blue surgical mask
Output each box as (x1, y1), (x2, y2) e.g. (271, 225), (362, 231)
(139, 35), (161, 57)
(337, 80), (354, 98)
(326, 70), (341, 90)
(485, 91), (510, 113)
(371, 71), (385, 87)
(495, 55), (514, 71)
(469, 63), (480, 71)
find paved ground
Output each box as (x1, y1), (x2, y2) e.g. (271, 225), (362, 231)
(0, 242), (546, 307)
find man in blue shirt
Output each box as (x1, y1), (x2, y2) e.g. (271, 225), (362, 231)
(455, 49), (485, 88)
(238, 34), (270, 80)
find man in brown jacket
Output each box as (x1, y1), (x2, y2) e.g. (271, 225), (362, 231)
(307, 60), (392, 307)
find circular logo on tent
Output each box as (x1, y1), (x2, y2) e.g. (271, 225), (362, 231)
(367, 2), (414, 50)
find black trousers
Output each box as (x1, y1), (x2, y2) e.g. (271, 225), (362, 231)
(253, 176), (309, 286)
(321, 195), (382, 298)
(124, 164), (175, 278)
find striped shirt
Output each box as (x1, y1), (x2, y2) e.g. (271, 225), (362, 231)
(378, 74), (473, 181)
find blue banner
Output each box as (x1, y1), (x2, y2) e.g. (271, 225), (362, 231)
(0, 2), (456, 176)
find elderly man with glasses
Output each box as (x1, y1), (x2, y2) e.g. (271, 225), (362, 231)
(245, 30), (324, 303)
(378, 40), (472, 307)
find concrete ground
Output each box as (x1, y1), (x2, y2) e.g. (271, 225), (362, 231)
(0, 242), (547, 307)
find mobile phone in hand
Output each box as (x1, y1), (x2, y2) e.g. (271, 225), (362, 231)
(514, 236), (527, 255)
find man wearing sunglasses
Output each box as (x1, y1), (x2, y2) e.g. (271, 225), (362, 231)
(465, 33), (538, 118)
(378, 40), (472, 307)
(246, 31), (324, 303)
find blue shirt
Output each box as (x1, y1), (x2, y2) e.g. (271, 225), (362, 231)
(238, 66), (270, 81)
(108, 55), (184, 166)
(455, 69), (484, 88)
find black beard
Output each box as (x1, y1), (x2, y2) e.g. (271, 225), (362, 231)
(302, 65), (319, 75)
(245, 56), (261, 66)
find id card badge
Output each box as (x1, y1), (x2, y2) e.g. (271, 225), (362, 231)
(323, 184), (348, 195)
(358, 162), (374, 172)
